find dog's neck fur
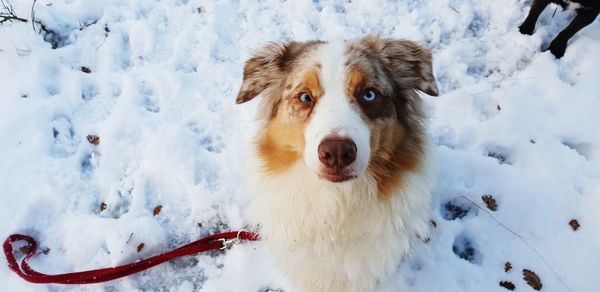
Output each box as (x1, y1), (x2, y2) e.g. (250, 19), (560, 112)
(246, 147), (434, 291)
(250, 162), (385, 242)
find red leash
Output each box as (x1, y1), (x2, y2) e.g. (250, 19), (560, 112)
(3, 231), (259, 284)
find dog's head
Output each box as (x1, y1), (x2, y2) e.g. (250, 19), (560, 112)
(236, 36), (438, 195)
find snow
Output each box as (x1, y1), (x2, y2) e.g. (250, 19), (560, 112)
(1, 0), (599, 291)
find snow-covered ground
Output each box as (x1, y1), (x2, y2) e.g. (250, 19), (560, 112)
(1, 0), (600, 291)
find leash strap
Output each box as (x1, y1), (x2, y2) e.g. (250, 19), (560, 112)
(3, 231), (259, 284)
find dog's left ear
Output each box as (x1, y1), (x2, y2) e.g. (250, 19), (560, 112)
(363, 36), (439, 96)
(236, 41), (317, 104)
(236, 42), (287, 104)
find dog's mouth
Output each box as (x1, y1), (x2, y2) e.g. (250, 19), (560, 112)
(318, 171), (357, 183)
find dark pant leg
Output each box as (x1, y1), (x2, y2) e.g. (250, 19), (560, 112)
(519, 0), (552, 35)
(547, 9), (600, 58)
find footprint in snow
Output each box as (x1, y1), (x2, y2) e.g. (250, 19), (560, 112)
(106, 190), (132, 219)
(138, 81), (161, 113)
(189, 123), (225, 153)
(80, 151), (100, 178)
(485, 146), (511, 165)
(200, 135), (224, 153)
(452, 232), (482, 265)
(440, 198), (478, 221)
(81, 82), (100, 101)
(50, 117), (79, 158)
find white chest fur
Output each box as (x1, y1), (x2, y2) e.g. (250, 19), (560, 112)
(246, 150), (434, 291)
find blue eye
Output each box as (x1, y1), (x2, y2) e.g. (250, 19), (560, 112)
(299, 93), (313, 103)
(361, 89), (377, 102)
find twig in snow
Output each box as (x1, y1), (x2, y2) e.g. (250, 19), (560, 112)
(0, 14), (26, 23)
(449, 4), (460, 13)
(79, 19), (98, 31)
(459, 195), (572, 292)
(0, 0), (27, 24)
(126, 232), (134, 244)
(30, 0), (37, 32)
(95, 23), (110, 49)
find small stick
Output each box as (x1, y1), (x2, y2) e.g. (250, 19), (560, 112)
(459, 195), (572, 292)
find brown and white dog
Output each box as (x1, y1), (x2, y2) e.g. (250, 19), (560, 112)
(236, 35), (439, 292)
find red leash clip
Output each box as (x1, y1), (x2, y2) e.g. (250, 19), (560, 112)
(3, 231), (259, 284)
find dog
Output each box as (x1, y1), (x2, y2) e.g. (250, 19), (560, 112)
(235, 35), (439, 291)
(519, 0), (600, 58)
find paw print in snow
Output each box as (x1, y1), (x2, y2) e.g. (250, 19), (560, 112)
(50, 117), (78, 158)
(440, 198), (478, 221)
(452, 233), (482, 265)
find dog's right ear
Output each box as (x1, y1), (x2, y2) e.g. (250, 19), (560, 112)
(236, 42), (294, 104)
(358, 35), (439, 97)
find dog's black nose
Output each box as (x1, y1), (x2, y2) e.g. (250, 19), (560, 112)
(318, 138), (357, 170)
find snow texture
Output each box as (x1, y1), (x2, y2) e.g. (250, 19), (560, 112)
(1, 0), (600, 291)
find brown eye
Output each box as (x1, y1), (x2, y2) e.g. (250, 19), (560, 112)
(299, 92), (313, 103)
(360, 89), (377, 102)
